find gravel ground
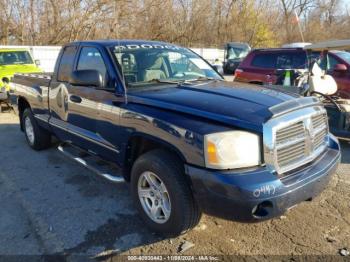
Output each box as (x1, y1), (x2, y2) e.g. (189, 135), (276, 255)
(0, 111), (349, 261)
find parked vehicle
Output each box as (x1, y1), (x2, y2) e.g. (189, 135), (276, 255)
(11, 40), (340, 236)
(235, 46), (350, 98)
(223, 42), (250, 74)
(267, 40), (350, 141)
(0, 48), (42, 90)
(234, 48), (319, 85)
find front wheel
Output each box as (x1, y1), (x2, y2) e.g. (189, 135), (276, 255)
(22, 108), (51, 150)
(131, 149), (201, 236)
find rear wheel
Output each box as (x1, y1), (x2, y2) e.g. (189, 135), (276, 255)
(22, 108), (51, 150)
(131, 149), (201, 236)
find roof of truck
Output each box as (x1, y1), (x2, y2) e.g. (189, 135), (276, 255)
(70, 39), (181, 48)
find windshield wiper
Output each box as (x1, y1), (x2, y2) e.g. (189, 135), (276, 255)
(127, 78), (180, 88)
(145, 79), (180, 84)
(127, 77), (222, 88)
(181, 76), (222, 84)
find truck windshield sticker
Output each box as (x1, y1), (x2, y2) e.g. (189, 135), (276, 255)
(115, 44), (185, 51)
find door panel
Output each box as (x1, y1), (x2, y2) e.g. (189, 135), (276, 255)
(49, 45), (78, 141)
(70, 46), (121, 162)
(90, 90), (122, 163)
(49, 44), (123, 163)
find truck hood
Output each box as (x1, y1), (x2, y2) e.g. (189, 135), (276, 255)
(127, 81), (299, 132)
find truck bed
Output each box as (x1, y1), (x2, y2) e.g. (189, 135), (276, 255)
(12, 73), (52, 88)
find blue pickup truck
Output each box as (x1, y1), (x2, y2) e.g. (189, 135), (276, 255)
(11, 40), (341, 236)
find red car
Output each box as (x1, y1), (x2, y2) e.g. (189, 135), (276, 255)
(235, 48), (350, 98)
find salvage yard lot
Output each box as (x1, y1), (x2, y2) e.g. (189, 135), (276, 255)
(0, 112), (349, 259)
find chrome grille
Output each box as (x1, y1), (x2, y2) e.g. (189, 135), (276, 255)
(277, 140), (306, 166)
(276, 121), (305, 142)
(312, 114), (328, 151)
(264, 104), (328, 175)
(314, 128), (327, 150)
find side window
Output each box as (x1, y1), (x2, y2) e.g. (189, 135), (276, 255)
(291, 53), (307, 69)
(251, 54), (276, 68)
(77, 47), (107, 83)
(328, 55), (339, 71)
(318, 54), (339, 71)
(318, 56), (327, 71)
(276, 53), (307, 69)
(276, 54), (292, 69)
(308, 52), (321, 64)
(57, 46), (76, 82)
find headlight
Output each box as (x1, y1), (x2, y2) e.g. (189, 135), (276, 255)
(204, 131), (261, 169)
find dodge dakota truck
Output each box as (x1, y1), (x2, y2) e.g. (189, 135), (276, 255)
(11, 40), (341, 236)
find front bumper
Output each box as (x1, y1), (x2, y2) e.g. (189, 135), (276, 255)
(185, 136), (341, 222)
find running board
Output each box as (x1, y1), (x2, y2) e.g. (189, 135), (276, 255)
(57, 143), (125, 183)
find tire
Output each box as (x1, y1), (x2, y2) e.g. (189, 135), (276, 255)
(22, 108), (51, 150)
(131, 149), (201, 236)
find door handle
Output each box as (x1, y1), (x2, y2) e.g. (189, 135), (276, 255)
(70, 95), (82, 103)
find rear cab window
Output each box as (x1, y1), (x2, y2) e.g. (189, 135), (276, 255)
(57, 46), (77, 82)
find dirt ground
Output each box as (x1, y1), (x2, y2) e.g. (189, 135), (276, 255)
(0, 111), (349, 261)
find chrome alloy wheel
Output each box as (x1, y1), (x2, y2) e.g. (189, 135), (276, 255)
(138, 171), (171, 224)
(24, 116), (35, 145)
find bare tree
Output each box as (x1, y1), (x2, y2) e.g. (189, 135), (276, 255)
(0, 0), (349, 48)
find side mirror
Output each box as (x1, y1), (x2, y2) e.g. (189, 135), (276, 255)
(70, 70), (103, 88)
(334, 64), (347, 72)
(35, 59), (40, 66)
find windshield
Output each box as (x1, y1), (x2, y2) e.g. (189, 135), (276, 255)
(111, 44), (222, 87)
(0, 51), (34, 65)
(227, 47), (249, 60)
(335, 51), (350, 64)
